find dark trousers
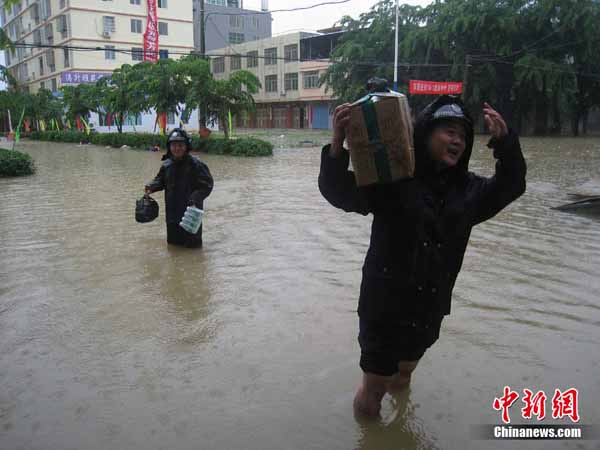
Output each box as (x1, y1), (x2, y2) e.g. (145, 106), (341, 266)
(166, 222), (203, 248)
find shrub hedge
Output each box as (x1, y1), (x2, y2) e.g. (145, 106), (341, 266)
(0, 148), (36, 177)
(26, 131), (273, 157)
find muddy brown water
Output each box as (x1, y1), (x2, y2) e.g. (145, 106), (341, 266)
(1, 137), (599, 450)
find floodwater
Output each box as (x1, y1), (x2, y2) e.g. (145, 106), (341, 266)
(1, 136), (599, 450)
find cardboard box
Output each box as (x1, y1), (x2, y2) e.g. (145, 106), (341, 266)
(346, 92), (414, 186)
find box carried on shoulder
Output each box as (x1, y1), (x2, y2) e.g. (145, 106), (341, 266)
(346, 90), (415, 187)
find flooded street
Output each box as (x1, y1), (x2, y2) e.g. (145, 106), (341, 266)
(1, 136), (599, 450)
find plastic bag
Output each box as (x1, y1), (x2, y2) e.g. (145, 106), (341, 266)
(135, 195), (159, 223)
(179, 206), (203, 234)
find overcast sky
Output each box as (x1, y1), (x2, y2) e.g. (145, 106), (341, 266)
(244, 0), (433, 34)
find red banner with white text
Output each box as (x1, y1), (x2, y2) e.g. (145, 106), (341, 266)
(409, 80), (463, 95)
(144, 0), (159, 61)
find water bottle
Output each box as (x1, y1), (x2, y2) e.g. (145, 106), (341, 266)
(179, 206), (204, 234)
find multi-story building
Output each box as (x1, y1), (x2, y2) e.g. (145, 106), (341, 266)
(192, 0), (271, 52)
(1, 0), (194, 94)
(208, 29), (343, 130)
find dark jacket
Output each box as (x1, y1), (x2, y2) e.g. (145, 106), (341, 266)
(147, 153), (213, 226)
(318, 103), (526, 326)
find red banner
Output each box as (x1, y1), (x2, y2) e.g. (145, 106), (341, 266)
(409, 80), (463, 95)
(144, 0), (159, 61)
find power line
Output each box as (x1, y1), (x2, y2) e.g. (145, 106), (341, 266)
(203, 0), (350, 17)
(8, 42), (458, 67)
(468, 56), (600, 81)
(8, 42), (600, 81)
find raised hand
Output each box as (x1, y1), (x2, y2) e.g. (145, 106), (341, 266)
(483, 102), (508, 139)
(330, 103), (352, 156)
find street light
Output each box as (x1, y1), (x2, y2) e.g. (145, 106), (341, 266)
(393, 0), (399, 91)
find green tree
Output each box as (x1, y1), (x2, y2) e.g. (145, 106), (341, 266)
(323, 1), (422, 104)
(95, 65), (144, 133)
(179, 54), (214, 131)
(61, 84), (97, 126)
(206, 70), (260, 139)
(324, 0), (600, 136)
(132, 60), (188, 133)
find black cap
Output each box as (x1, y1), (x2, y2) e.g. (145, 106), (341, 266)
(431, 103), (472, 127)
(167, 129), (188, 143)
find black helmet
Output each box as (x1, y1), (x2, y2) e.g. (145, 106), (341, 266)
(135, 195), (159, 223)
(366, 77), (391, 93)
(166, 128), (191, 151)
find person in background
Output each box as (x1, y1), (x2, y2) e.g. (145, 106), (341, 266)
(145, 128), (213, 248)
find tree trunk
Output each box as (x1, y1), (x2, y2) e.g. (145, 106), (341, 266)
(550, 91), (562, 135)
(117, 112), (123, 134)
(495, 61), (516, 132)
(571, 113), (580, 137)
(534, 84), (549, 136)
(221, 114), (229, 139)
(582, 109), (589, 135)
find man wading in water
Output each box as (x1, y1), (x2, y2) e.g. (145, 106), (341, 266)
(318, 95), (526, 418)
(145, 128), (213, 248)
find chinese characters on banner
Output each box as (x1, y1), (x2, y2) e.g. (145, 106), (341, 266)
(61, 72), (109, 84)
(493, 386), (580, 424)
(409, 80), (463, 95)
(144, 0), (159, 62)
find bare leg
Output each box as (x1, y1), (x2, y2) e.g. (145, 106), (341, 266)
(387, 360), (419, 392)
(353, 372), (391, 419)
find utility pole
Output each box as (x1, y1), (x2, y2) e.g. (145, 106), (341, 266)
(462, 54), (471, 101)
(199, 0), (207, 130)
(393, 0), (399, 91)
(200, 0), (206, 58)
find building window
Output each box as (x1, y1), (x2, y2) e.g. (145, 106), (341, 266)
(45, 23), (54, 44)
(229, 15), (243, 28)
(132, 47), (143, 61)
(59, 0), (67, 9)
(167, 111), (176, 125)
(230, 55), (241, 70)
(103, 16), (116, 34)
(159, 49), (169, 59)
(303, 70), (320, 89)
(284, 44), (298, 63)
(131, 19), (142, 33)
(130, 0), (141, 4)
(124, 113), (142, 126)
(39, 57), (44, 76)
(228, 32), (244, 44)
(41, 81), (46, 90)
(63, 48), (70, 67)
(264, 47), (277, 65)
(246, 50), (258, 68)
(51, 78), (57, 92)
(158, 0), (167, 8)
(46, 50), (56, 72)
(251, 17), (259, 29)
(265, 74), (277, 93)
(212, 57), (225, 73)
(284, 73), (298, 91)
(105, 45), (116, 60)
(57, 14), (68, 39)
(158, 22), (168, 36)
